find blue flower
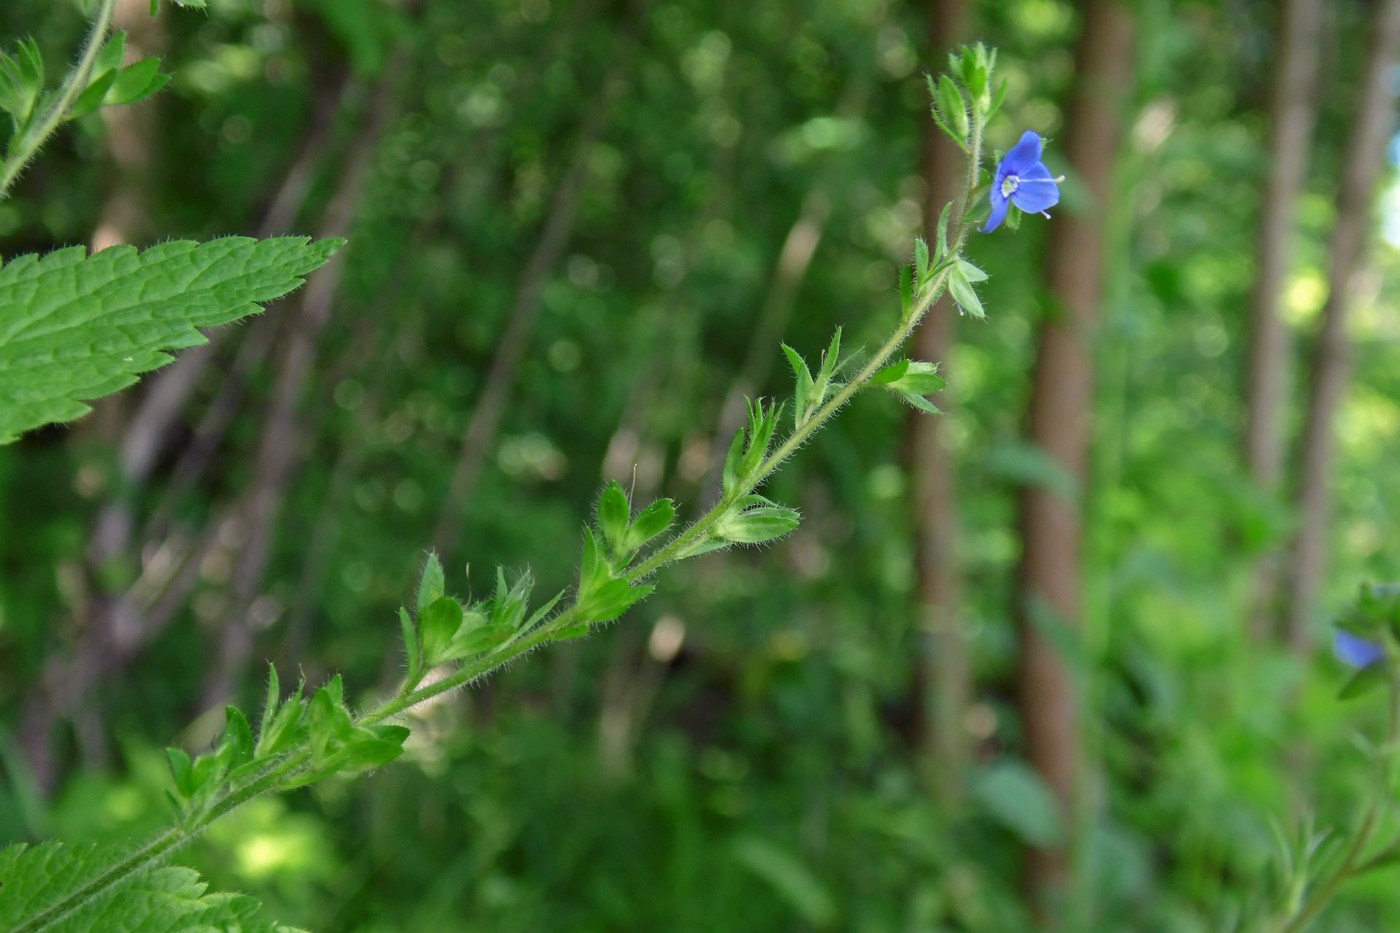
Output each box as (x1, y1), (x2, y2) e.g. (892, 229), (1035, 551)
(983, 130), (1062, 233)
(1336, 630), (1386, 668)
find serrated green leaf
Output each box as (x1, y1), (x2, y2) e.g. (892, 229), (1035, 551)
(0, 237), (342, 443)
(0, 841), (299, 933)
(597, 480), (631, 555)
(626, 498), (676, 551)
(948, 268), (985, 320)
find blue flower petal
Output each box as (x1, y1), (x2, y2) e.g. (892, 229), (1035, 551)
(1009, 161), (1061, 214)
(1336, 630), (1386, 668)
(982, 188), (1011, 233)
(1002, 130), (1045, 175)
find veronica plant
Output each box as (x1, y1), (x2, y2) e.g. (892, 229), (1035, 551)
(0, 29), (1044, 932)
(1260, 584), (1400, 932)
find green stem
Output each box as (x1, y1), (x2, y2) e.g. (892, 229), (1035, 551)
(0, 0), (118, 202)
(1279, 665), (1400, 932)
(17, 77), (994, 933)
(15, 749), (311, 933)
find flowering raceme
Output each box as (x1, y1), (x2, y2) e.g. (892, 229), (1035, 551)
(982, 130), (1062, 233)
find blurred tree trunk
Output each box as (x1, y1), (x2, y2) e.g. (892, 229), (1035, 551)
(1244, 0), (1322, 640)
(1014, 0), (1134, 919)
(905, 0), (972, 806)
(1284, 0), (1400, 652)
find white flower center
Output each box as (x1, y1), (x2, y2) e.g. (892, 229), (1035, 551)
(1001, 175), (1020, 198)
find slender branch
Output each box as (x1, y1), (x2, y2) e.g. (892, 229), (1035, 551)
(0, 0), (118, 201)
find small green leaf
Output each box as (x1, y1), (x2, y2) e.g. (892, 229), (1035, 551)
(871, 359), (911, 386)
(1339, 664), (1388, 701)
(579, 528), (608, 591)
(597, 480), (631, 556)
(67, 68), (118, 121)
(782, 343), (814, 427)
(578, 579), (655, 623)
(738, 399), (782, 482)
(882, 360), (945, 395)
(898, 264), (913, 318)
(258, 664), (280, 745)
(519, 587), (567, 635)
(956, 258), (988, 283)
(948, 268), (985, 320)
(627, 498), (676, 551)
(255, 683), (304, 757)
(938, 74), (969, 140)
(166, 747), (195, 797)
(898, 390), (942, 414)
(419, 595), (465, 666)
(448, 620), (513, 657)
(415, 552), (445, 618)
(934, 202), (951, 260)
(399, 606), (420, 680)
(216, 707), (255, 770)
(988, 77), (1009, 121)
(720, 425), (746, 496)
(106, 57), (169, 106)
(913, 237), (930, 279)
(337, 725), (410, 773)
(554, 623), (591, 640)
(716, 506), (801, 544)
(307, 676), (354, 762)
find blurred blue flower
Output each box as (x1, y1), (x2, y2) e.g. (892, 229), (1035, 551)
(1336, 630), (1385, 668)
(983, 130), (1062, 233)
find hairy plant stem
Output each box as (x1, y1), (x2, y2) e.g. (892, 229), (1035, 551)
(0, 0), (118, 202)
(1278, 665), (1400, 933)
(20, 95), (992, 933)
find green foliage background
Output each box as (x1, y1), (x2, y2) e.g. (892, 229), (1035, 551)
(2, 0), (1399, 930)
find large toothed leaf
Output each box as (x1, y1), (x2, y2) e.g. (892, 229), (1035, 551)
(0, 841), (305, 932)
(0, 236), (342, 443)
